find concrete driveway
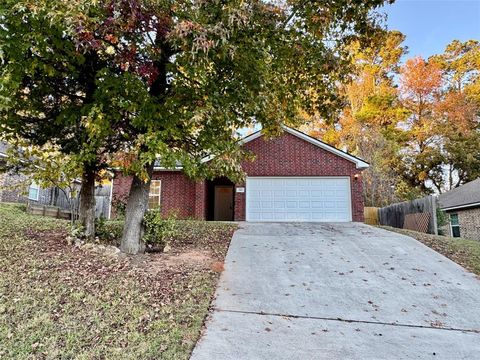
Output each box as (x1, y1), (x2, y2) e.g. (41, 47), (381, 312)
(191, 223), (480, 360)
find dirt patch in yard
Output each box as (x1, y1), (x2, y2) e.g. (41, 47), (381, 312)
(135, 250), (216, 275)
(160, 250), (213, 267)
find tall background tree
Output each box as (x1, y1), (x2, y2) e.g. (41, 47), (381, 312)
(302, 30), (410, 206)
(398, 42), (480, 194)
(303, 36), (480, 206)
(398, 56), (444, 194)
(432, 40), (480, 190)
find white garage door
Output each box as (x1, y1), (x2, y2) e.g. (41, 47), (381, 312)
(246, 177), (352, 222)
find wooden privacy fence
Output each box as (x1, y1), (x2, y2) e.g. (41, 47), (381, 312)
(364, 207), (379, 225)
(403, 213), (431, 233)
(95, 195), (110, 219)
(377, 195), (438, 235)
(27, 204), (71, 219)
(27, 184), (111, 220)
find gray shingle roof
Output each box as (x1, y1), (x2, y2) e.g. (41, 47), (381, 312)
(438, 178), (480, 210)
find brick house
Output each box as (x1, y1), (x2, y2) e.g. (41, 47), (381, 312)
(111, 126), (369, 222)
(438, 178), (480, 241)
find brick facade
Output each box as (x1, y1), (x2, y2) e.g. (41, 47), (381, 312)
(194, 181), (207, 220)
(232, 133), (364, 221)
(112, 171), (198, 219)
(446, 208), (480, 241)
(234, 183), (246, 222)
(112, 131), (366, 222)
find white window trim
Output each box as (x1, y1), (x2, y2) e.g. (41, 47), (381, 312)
(148, 180), (162, 209)
(28, 182), (40, 201)
(449, 213), (460, 238)
(107, 178), (114, 220)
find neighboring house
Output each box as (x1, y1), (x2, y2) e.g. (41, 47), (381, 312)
(1, 141), (72, 207)
(0, 141), (111, 218)
(438, 178), (480, 241)
(111, 126), (369, 222)
(0, 142), (47, 204)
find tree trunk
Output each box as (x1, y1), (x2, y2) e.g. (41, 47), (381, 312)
(120, 162), (154, 255)
(79, 169), (96, 240)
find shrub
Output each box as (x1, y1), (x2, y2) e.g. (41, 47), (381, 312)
(93, 211), (179, 250)
(111, 195), (128, 219)
(143, 210), (178, 252)
(436, 207), (448, 236)
(67, 223), (87, 244)
(95, 217), (124, 244)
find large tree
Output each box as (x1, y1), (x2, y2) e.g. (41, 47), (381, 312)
(0, 0), (119, 238)
(109, 0), (393, 253)
(432, 40), (480, 190)
(399, 42), (480, 193)
(1, 0), (392, 253)
(302, 38), (479, 204)
(302, 30), (410, 206)
(398, 56), (444, 193)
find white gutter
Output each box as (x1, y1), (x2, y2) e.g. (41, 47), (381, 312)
(441, 202), (480, 212)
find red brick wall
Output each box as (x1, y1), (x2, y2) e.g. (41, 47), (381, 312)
(234, 133), (365, 222)
(194, 181), (207, 220)
(111, 174), (132, 207)
(111, 171), (198, 219)
(112, 132), (365, 222)
(234, 183), (246, 222)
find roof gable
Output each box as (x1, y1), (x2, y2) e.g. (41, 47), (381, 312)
(154, 125), (369, 170)
(240, 126), (369, 170)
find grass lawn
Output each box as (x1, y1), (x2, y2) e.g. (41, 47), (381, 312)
(0, 203), (236, 359)
(381, 226), (480, 276)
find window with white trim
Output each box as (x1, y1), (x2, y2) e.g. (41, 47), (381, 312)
(148, 180), (161, 209)
(450, 213), (460, 238)
(28, 182), (40, 201)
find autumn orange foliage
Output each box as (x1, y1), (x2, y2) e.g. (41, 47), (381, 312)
(400, 57), (442, 100)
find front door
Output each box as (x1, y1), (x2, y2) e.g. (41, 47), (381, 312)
(214, 186), (234, 221)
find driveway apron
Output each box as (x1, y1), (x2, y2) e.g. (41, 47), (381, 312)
(191, 222), (480, 360)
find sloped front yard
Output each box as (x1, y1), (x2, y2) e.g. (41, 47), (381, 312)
(0, 204), (235, 359)
(381, 226), (480, 276)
